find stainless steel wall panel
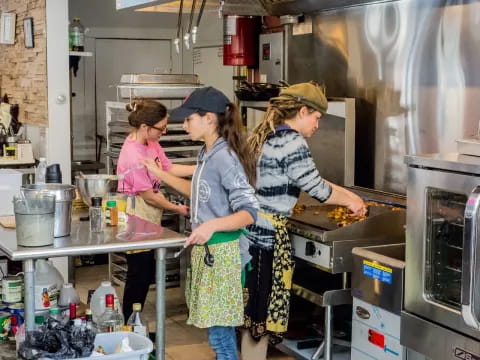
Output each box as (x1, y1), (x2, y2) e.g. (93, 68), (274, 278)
(287, 0), (480, 193)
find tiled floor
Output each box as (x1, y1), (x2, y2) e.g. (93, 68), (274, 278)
(75, 264), (294, 360)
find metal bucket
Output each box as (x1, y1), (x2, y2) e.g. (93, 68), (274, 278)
(21, 184), (76, 237)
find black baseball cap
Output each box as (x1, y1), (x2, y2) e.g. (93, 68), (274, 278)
(170, 87), (230, 122)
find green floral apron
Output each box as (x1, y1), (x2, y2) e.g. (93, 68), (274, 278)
(186, 230), (245, 328)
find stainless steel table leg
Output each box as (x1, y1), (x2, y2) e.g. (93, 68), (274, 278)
(23, 259), (35, 332)
(324, 305), (333, 360)
(155, 248), (167, 360)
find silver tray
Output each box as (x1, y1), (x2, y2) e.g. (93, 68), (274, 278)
(117, 84), (203, 100)
(120, 73), (200, 85)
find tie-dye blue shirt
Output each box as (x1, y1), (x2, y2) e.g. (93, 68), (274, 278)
(246, 126), (332, 249)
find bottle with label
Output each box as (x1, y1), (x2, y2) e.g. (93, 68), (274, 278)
(69, 302), (77, 324)
(34, 259), (60, 310)
(105, 200), (118, 226)
(35, 158), (47, 184)
(85, 309), (95, 331)
(69, 18), (85, 51)
(126, 303), (147, 337)
(97, 294), (124, 333)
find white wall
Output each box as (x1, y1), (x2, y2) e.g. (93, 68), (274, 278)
(68, 0), (225, 162)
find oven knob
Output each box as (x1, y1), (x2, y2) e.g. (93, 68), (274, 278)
(305, 241), (316, 257)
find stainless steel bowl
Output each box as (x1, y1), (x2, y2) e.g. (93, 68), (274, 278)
(75, 175), (118, 207)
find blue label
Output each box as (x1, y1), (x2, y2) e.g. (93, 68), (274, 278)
(363, 264), (392, 284)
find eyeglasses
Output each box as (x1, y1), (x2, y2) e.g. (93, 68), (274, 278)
(150, 124), (167, 132)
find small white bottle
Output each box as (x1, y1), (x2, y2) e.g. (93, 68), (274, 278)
(36, 157), (47, 184)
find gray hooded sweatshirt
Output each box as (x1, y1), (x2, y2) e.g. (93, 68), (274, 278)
(191, 138), (258, 265)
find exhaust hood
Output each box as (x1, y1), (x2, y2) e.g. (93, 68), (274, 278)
(117, 0), (399, 15)
(264, 0), (399, 15)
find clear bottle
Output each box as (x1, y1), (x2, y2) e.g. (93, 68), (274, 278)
(97, 294), (124, 333)
(69, 18), (85, 51)
(105, 200), (118, 226)
(35, 157), (47, 184)
(89, 197), (103, 233)
(127, 303), (147, 337)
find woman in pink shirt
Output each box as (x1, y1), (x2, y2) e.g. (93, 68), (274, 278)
(117, 99), (194, 320)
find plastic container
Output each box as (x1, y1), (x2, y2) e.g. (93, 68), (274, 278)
(69, 18), (85, 51)
(34, 260), (61, 310)
(14, 194), (55, 247)
(58, 283), (80, 307)
(91, 332), (153, 360)
(90, 281), (122, 323)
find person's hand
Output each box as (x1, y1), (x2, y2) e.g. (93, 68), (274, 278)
(347, 193), (367, 217)
(142, 158), (159, 172)
(185, 221), (215, 247)
(175, 204), (189, 217)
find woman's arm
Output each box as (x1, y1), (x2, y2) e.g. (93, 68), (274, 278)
(168, 164), (196, 177)
(323, 181), (366, 216)
(143, 159), (192, 197)
(138, 189), (189, 216)
(185, 210), (254, 246)
(285, 135), (366, 216)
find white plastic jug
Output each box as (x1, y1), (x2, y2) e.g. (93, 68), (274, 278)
(90, 281), (122, 322)
(34, 259), (62, 310)
(47, 260), (65, 291)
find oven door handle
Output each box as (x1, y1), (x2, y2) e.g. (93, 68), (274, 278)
(462, 186), (480, 329)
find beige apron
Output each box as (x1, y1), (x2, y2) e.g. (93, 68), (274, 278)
(126, 195), (163, 224)
(125, 195), (163, 254)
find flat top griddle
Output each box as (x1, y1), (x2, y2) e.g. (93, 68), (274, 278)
(289, 189), (405, 233)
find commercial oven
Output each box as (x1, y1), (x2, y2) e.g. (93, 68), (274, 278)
(402, 153), (480, 359)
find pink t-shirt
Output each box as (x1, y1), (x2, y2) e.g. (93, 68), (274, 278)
(117, 136), (172, 195)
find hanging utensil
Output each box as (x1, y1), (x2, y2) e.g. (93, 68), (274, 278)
(174, 0), (185, 54)
(218, 0), (225, 19)
(192, 0), (207, 44)
(184, 0), (197, 50)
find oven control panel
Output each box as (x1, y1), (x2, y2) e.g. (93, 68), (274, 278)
(289, 233), (331, 270)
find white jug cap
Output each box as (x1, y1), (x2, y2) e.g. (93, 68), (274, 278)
(101, 281), (112, 287)
(39, 157), (46, 162)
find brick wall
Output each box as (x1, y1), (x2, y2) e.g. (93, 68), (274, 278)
(0, 0), (47, 127)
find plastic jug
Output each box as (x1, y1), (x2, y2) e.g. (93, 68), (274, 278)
(90, 281), (122, 322)
(46, 260), (65, 291)
(58, 283), (80, 307)
(34, 259), (62, 310)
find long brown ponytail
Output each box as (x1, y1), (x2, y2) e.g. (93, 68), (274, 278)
(199, 103), (255, 185)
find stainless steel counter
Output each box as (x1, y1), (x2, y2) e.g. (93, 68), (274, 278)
(0, 215), (185, 261)
(0, 215), (186, 360)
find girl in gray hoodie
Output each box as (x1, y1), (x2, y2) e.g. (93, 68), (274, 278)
(143, 87), (258, 360)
